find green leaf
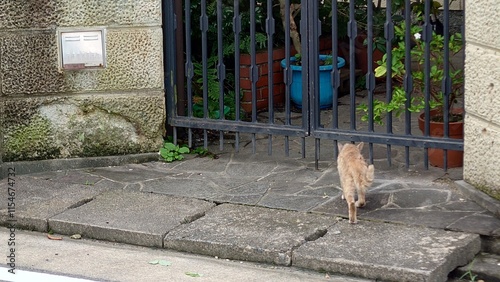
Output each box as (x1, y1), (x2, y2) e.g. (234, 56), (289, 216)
(178, 147), (190, 154)
(159, 148), (170, 159)
(185, 272), (203, 277)
(149, 259), (172, 266)
(158, 260), (172, 266)
(374, 65), (387, 77)
(164, 142), (176, 151)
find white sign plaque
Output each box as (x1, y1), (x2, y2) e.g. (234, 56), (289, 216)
(59, 30), (106, 69)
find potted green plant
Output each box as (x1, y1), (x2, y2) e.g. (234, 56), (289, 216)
(278, 0), (346, 109)
(358, 14), (464, 168)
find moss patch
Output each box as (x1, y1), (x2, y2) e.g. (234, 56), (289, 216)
(80, 125), (142, 157)
(474, 183), (500, 201)
(4, 115), (59, 161)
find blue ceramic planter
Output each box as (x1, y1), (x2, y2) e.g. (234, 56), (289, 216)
(280, 55), (346, 109)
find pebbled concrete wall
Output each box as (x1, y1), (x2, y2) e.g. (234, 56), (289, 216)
(464, 1), (500, 200)
(0, 0), (164, 162)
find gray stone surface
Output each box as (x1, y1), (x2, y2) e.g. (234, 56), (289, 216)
(481, 237), (500, 255)
(453, 253), (500, 282)
(87, 164), (173, 183)
(456, 180), (500, 217)
(362, 209), (475, 229)
(447, 214), (500, 236)
(2, 150), (499, 281)
(142, 160), (336, 210)
(2, 94), (164, 162)
(0, 29), (162, 95)
(164, 204), (336, 266)
(49, 190), (215, 247)
(0, 176), (109, 232)
(293, 220), (481, 282)
(0, 153), (159, 178)
(0, 0), (161, 29)
(1, 1), (165, 161)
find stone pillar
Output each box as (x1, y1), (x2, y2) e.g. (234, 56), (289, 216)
(463, 1), (500, 200)
(0, 1), (165, 162)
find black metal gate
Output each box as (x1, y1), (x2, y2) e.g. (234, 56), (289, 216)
(163, 0), (464, 171)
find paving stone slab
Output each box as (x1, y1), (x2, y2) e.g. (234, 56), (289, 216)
(446, 214), (500, 236)
(257, 193), (329, 211)
(0, 176), (110, 232)
(361, 209), (475, 229)
(455, 180), (500, 217)
(143, 176), (274, 205)
(453, 253), (500, 282)
(49, 190), (215, 247)
(311, 192), (392, 216)
(293, 220), (481, 282)
(87, 164), (172, 183)
(164, 204), (336, 266)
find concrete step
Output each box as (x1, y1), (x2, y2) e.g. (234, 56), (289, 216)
(164, 204), (481, 282)
(450, 253), (500, 282)
(293, 220), (480, 282)
(48, 190), (216, 247)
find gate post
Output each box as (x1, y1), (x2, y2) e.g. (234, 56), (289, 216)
(162, 0), (177, 129)
(299, 0), (320, 135)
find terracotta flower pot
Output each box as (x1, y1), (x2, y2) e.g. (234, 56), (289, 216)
(417, 110), (464, 168)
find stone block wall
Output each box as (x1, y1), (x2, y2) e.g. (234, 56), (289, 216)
(464, 1), (500, 200)
(0, 0), (165, 163)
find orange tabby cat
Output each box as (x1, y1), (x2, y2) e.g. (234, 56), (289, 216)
(337, 142), (375, 224)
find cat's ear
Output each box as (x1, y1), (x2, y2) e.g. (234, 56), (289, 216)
(338, 143), (343, 152)
(357, 142), (364, 151)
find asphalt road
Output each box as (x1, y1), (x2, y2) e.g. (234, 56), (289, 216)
(0, 229), (369, 282)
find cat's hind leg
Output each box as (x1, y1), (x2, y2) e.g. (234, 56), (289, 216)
(344, 190), (357, 224)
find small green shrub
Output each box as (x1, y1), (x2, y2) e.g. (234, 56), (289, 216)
(159, 142), (190, 162)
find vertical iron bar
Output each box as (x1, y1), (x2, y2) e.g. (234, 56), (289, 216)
(204, 129), (208, 149)
(311, 0), (320, 168)
(385, 0), (394, 166)
(233, 0), (241, 152)
(163, 0), (176, 137)
(217, 0), (226, 151)
(331, 0), (339, 130)
(300, 0), (309, 158)
(267, 0), (275, 156)
(175, 1), (186, 119)
(315, 139), (320, 170)
(331, 0), (340, 159)
(366, 0), (375, 163)
(330, 0), (340, 159)
(250, 0), (257, 153)
(403, 0), (413, 169)
(301, 0), (309, 137)
(301, 137), (306, 159)
(184, 0), (194, 148)
(284, 0), (292, 157)
(348, 0), (358, 131)
(442, 0), (451, 171)
(422, 0), (432, 169)
(200, 0), (209, 147)
(309, 0), (320, 166)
